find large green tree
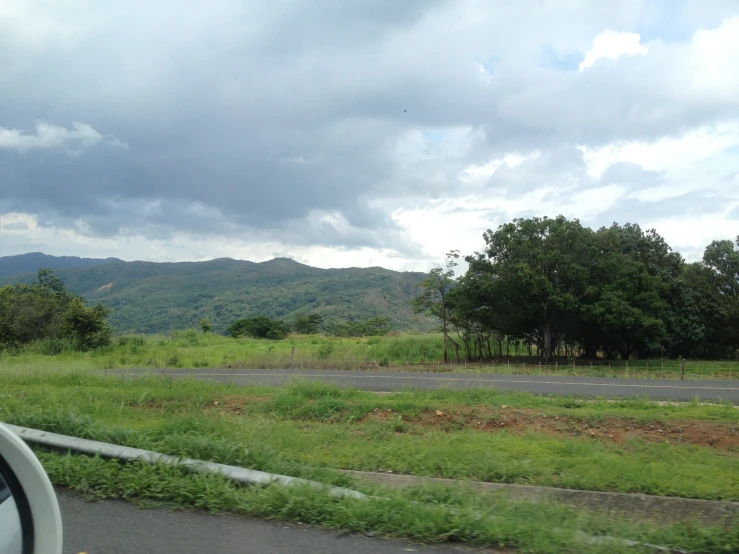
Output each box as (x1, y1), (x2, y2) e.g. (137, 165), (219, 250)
(701, 236), (739, 358)
(476, 216), (594, 361)
(578, 224), (679, 359)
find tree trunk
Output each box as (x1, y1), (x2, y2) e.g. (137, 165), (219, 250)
(448, 335), (461, 363)
(442, 312), (448, 363)
(542, 325), (553, 362)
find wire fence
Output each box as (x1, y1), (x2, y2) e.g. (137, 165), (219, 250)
(217, 353), (739, 381)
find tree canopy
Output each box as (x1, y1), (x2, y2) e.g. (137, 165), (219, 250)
(432, 218), (739, 361)
(227, 316), (289, 340)
(0, 268), (112, 351)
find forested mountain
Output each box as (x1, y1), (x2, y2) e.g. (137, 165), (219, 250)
(0, 252), (120, 278)
(0, 256), (431, 334)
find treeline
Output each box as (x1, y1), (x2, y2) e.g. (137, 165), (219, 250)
(225, 314), (392, 339)
(414, 217), (739, 362)
(0, 269), (112, 352)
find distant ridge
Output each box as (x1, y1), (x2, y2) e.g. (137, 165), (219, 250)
(0, 254), (432, 334)
(0, 252), (120, 279)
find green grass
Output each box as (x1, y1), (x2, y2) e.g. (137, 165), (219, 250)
(37, 451), (739, 553)
(2, 330), (738, 379)
(1, 371), (737, 502)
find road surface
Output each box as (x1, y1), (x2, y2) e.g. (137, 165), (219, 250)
(111, 369), (739, 403)
(58, 488), (493, 553)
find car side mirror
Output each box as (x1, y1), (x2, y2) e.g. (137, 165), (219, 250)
(0, 423), (63, 554)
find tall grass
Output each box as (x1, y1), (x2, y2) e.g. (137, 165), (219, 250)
(2, 330), (738, 379)
(37, 451), (739, 553)
(2, 373), (737, 501)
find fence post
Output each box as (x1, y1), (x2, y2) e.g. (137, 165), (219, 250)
(681, 359), (686, 380)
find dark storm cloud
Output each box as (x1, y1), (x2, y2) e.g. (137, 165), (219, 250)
(1, 0), (738, 255)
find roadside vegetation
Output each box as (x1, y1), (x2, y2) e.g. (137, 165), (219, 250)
(2, 372), (737, 551)
(2, 373), (737, 501)
(2, 329), (739, 379)
(36, 451), (739, 553)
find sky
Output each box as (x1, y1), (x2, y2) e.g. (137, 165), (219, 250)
(1, 0), (738, 272)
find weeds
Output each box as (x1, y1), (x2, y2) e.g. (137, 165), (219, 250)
(3, 330), (738, 379)
(36, 451), (739, 553)
(1, 374), (737, 501)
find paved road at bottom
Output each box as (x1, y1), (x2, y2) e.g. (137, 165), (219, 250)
(111, 368), (739, 403)
(58, 488), (492, 554)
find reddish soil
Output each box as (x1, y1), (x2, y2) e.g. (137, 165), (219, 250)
(363, 407), (739, 451)
(142, 396), (739, 451)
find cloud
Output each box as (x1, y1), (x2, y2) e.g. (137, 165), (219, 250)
(578, 120), (739, 178)
(579, 29), (648, 71)
(0, 121), (127, 154)
(1, 1), (739, 269)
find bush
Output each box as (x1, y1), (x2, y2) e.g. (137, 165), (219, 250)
(292, 314), (323, 334)
(325, 316), (392, 337)
(317, 342), (334, 359)
(30, 337), (77, 356)
(227, 316), (288, 340)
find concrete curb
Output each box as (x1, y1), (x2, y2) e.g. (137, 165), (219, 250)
(341, 470), (739, 527)
(6, 424), (367, 500)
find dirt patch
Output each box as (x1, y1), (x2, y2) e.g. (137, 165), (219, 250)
(138, 394), (270, 415)
(206, 395), (271, 416)
(363, 407), (739, 451)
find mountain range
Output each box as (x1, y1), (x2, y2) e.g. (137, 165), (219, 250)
(0, 253), (432, 334)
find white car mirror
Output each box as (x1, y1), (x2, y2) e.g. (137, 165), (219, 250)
(0, 423), (63, 554)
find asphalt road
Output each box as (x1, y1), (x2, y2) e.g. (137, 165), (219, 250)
(112, 368), (739, 403)
(58, 488), (493, 554)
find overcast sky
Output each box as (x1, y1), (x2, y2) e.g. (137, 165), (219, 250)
(1, 0), (738, 271)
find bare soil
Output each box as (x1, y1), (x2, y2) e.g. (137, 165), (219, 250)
(363, 407), (739, 451)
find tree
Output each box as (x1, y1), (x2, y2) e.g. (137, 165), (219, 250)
(293, 313), (323, 334)
(62, 298), (112, 350)
(477, 216), (594, 361)
(200, 318), (212, 334)
(701, 236), (739, 358)
(325, 316), (392, 337)
(578, 224), (676, 359)
(0, 269), (112, 351)
(411, 250), (459, 363)
(227, 316), (288, 339)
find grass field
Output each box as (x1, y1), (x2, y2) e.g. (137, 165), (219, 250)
(2, 369), (738, 551)
(2, 329), (739, 380)
(2, 371), (737, 500)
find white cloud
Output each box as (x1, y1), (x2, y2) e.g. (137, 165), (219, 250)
(566, 184), (626, 215)
(461, 150), (541, 182)
(578, 120), (739, 179)
(645, 212), (739, 260)
(579, 29), (647, 71)
(0, 121), (127, 154)
(687, 17), (739, 99)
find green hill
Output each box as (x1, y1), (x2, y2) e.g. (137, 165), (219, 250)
(0, 252), (120, 278)
(0, 256), (432, 334)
